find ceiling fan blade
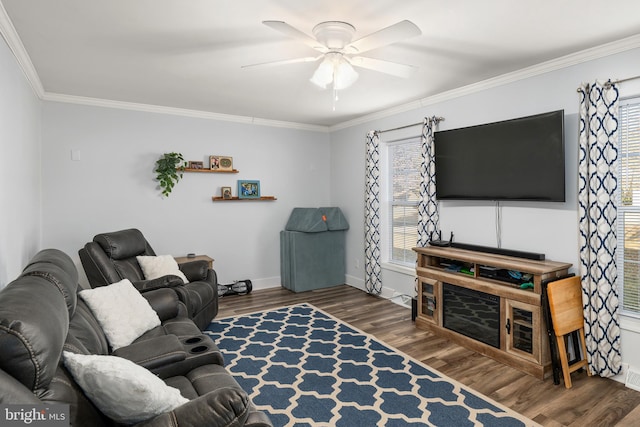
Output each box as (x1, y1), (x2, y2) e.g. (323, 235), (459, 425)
(242, 56), (321, 69)
(350, 56), (417, 79)
(347, 20), (421, 54)
(262, 21), (327, 52)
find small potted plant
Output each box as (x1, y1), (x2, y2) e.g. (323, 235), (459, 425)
(155, 152), (185, 197)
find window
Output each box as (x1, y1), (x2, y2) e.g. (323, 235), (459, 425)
(386, 138), (422, 266)
(618, 98), (640, 316)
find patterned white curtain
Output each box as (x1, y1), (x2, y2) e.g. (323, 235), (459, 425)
(364, 131), (382, 294)
(416, 117), (441, 247)
(578, 80), (622, 377)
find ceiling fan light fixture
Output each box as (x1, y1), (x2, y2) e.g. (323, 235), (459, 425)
(310, 56), (334, 89)
(310, 52), (358, 90)
(334, 60), (359, 90)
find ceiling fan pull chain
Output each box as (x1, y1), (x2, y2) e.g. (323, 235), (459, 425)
(332, 83), (339, 111)
(332, 65), (338, 111)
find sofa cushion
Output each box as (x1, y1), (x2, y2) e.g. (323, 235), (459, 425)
(78, 279), (160, 350)
(0, 276), (68, 392)
(163, 364), (251, 425)
(63, 351), (188, 425)
(137, 255), (189, 284)
(68, 299), (111, 355)
(21, 249), (80, 317)
(94, 228), (149, 260)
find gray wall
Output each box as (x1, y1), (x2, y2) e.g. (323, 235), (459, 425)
(40, 103), (331, 288)
(333, 48), (640, 297)
(0, 35), (41, 287)
(330, 47), (640, 380)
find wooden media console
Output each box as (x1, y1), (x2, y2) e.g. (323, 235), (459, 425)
(413, 246), (572, 379)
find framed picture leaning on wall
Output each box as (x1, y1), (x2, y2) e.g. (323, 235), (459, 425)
(221, 186), (232, 199)
(219, 156), (233, 171)
(210, 156), (220, 170)
(238, 180), (260, 199)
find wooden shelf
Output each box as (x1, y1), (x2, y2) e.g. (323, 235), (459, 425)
(182, 168), (239, 173)
(212, 196), (277, 202)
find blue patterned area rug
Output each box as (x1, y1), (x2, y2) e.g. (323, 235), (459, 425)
(205, 303), (539, 427)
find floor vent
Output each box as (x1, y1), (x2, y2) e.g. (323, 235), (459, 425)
(625, 368), (640, 392)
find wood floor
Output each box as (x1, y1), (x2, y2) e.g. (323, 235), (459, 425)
(216, 285), (640, 427)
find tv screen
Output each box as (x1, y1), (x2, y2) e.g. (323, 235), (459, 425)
(434, 110), (565, 201)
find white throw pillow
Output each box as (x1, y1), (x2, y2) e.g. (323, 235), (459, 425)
(79, 279), (161, 350)
(63, 351), (188, 424)
(136, 255), (189, 284)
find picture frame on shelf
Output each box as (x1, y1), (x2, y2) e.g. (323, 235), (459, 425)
(210, 155), (233, 171)
(219, 156), (233, 171)
(209, 156), (221, 170)
(188, 161), (204, 169)
(238, 180), (260, 199)
(221, 186), (232, 199)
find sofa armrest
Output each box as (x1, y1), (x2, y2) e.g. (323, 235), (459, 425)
(112, 335), (186, 370)
(136, 387), (257, 427)
(179, 260), (208, 282)
(0, 369), (43, 404)
(140, 288), (181, 320)
(133, 276), (184, 292)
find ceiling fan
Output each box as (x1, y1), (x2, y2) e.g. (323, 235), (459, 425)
(243, 20), (421, 99)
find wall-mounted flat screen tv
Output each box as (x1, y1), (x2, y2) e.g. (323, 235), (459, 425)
(434, 110), (565, 201)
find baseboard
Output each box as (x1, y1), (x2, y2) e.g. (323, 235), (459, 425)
(345, 274), (365, 291)
(239, 276), (365, 292)
(230, 276), (280, 291)
(245, 275), (410, 302)
(345, 275), (412, 304)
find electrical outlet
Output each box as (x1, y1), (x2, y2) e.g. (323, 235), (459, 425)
(355, 259), (360, 269)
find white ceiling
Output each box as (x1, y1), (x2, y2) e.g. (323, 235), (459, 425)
(2, 0), (640, 129)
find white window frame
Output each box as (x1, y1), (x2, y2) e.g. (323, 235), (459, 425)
(618, 96), (640, 319)
(380, 136), (422, 272)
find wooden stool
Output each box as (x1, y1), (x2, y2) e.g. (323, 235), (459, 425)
(546, 276), (592, 388)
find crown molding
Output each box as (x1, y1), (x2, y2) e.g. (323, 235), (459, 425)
(41, 92), (330, 133)
(0, 2), (44, 97)
(329, 33), (640, 132)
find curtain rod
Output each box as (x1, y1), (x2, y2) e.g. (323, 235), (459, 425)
(576, 75), (640, 92)
(376, 116), (445, 134)
(605, 75), (640, 88)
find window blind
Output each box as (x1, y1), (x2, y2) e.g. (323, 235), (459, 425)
(618, 99), (640, 315)
(389, 139), (421, 265)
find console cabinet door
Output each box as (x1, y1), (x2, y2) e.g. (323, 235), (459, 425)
(418, 277), (439, 324)
(505, 300), (541, 363)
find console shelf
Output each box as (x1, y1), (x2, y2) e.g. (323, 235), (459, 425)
(182, 168), (239, 173)
(211, 196), (277, 202)
(413, 246), (571, 379)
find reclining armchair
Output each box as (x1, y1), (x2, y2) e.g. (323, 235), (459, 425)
(0, 248), (271, 426)
(79, 228), (218, 330)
